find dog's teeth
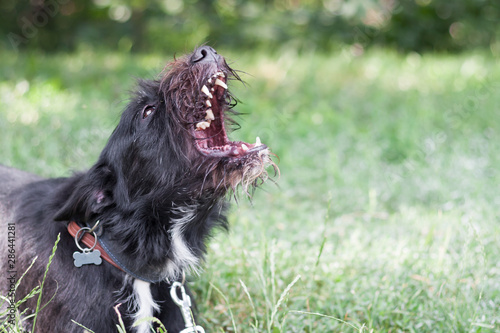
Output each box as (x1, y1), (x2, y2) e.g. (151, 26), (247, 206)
(211, 87), (215, 92)
(208, 78), (212, 84)
(241, 144), (248, 151)
(214, 78), (227, 89)
(255, 136), (261, 146)
(206, 100), (211, 107)
(201, 85), (213, 98)
(205, 109), (215, 121)
(196, 121), (211, 130)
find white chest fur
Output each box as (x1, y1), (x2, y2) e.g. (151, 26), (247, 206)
(132, 279), (159, 333)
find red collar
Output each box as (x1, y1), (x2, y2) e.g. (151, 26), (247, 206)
(67, 221), (123, 272)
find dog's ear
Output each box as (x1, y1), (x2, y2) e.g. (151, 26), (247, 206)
(53, 188), (113, 222)
(53, 167), (115, 222)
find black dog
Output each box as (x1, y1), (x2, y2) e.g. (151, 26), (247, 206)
(0, 46), (275, 332)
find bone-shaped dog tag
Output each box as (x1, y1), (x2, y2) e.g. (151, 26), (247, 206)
(73, 249), (102, 267)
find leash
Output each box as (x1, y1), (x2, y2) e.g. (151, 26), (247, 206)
(170, 272), (205, 333)
(67, 221), (206, 332)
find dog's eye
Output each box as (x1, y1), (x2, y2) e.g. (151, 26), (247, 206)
(142, 105), (156, 119)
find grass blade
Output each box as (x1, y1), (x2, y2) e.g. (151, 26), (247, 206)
(287, 310), (367, 332)
(268, 274), (301, 332)
(239, 279), (259, 331)
(32, 233), (60, 332)
(209, 282), (238, 333)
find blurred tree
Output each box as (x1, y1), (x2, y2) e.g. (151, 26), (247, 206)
(382, 0), (500, 52)
(1, 0), (498, 53)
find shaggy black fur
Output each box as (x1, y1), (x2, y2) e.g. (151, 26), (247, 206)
(0, 46), (275, 332)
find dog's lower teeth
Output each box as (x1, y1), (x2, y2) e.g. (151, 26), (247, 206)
(255, 137), (261, 146)
(206, 100), (211, 107)
(242, 144), (248, 151)
(196, 121), (211, 130)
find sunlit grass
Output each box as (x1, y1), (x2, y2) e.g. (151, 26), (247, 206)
(1, 48), (499, 332)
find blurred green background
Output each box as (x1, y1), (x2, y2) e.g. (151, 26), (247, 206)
(2, 0), (500, 54)
(2, 1), (500, 332)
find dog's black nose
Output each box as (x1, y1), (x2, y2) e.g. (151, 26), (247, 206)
(191, 46), (219, 64)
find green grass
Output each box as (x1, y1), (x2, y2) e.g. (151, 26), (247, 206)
(1, 48), (499, 332)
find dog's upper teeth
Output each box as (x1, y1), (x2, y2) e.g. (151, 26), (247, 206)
(241, 144), (249, 151)
(255, 136), (262, 146)
(214, 78), (227, 89)
(196, 121), (211, 130)
(208, 78), (212, 84)
(206, 100), (212, 107)
(210, 87), (215, 92)
(205, 109), (215, 121)
(202, 85), (213, 98)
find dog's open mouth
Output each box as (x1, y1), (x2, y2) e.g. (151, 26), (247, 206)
(193, 71), (267, 158)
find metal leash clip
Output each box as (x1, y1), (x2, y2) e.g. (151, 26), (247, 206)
(170, 280), (205, 333)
